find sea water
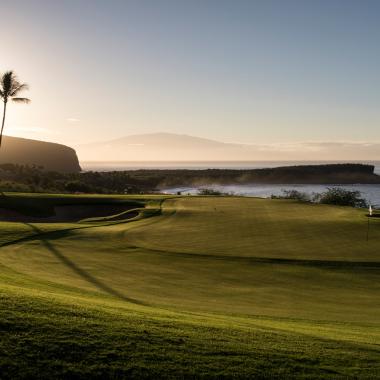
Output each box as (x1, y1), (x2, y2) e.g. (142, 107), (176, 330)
(162, 183), (380, 207)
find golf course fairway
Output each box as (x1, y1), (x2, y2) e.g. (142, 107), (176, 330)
(0, 194), (379, 378)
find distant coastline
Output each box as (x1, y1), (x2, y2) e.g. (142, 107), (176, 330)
(80, 162), (380, 206)
(81, 160), (380, 175)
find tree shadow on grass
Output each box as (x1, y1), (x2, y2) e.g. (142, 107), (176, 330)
(22, 223), (145, 305)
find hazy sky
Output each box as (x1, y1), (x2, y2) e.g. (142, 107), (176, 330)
(2, 0), (380, 148)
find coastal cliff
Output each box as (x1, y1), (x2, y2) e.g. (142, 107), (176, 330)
(153, 164), (380, 187)
(0, 136), (81, 173)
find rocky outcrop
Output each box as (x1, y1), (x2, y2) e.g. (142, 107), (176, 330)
(0, 135), (81, 172)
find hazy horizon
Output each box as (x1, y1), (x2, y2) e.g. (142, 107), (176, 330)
(1, 0), (380, 160)
(73, 131), (380, 161)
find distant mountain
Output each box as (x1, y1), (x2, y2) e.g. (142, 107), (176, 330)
(0, 135), (81, 172)
(76, 132), (380, 161)
(77, 133), (251, 161)
(105, 133), (225, 148)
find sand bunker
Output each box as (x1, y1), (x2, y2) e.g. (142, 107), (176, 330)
(0, 204), (138, 223)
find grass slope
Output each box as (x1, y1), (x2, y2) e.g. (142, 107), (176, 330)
(0, 195), (379, 378)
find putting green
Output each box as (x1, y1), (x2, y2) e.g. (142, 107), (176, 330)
(0, 195), (379, 378)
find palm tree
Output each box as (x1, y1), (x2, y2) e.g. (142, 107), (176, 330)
(0, 71), (30, 148)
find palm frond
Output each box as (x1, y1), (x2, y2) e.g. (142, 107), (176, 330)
(0, 71), (30, 105)
(12, 97), (30, 104)
(10, 83), (29, 96)
(1, 71), (15, 96)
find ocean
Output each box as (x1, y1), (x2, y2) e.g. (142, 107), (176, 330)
(81, 161), (380, 206)
(162, 184), (380, 207)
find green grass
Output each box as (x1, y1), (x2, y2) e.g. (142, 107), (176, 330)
(0, 195), (379, 378)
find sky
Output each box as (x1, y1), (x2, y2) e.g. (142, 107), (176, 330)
(1, 0), (380, 157)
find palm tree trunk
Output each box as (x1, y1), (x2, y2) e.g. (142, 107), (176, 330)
(0, 101), (7, 148)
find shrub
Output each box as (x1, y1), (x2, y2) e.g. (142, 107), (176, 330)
(198, 188), (233, 196)
(315, 187), (368, 208)
(271, 189), (310, 202)
(64, 181), (94, 193)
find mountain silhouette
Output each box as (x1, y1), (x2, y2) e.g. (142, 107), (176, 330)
(76, 132), (380, 161)
(0, 135), (81, 172)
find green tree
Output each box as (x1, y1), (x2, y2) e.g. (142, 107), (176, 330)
(0, 71), (30, 147)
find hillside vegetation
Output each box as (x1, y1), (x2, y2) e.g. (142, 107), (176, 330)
(0, 194), (379, 378)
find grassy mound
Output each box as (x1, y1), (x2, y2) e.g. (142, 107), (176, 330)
(0, 195), (379, 378)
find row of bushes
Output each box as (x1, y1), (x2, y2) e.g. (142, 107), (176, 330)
(195, 187), (369, 208)
(0, 164), (153, 194)
(272, 188), (369, 208)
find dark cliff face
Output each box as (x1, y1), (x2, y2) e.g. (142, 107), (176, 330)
(148, 164), (380, 187)
(0, 136), (81, 173)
